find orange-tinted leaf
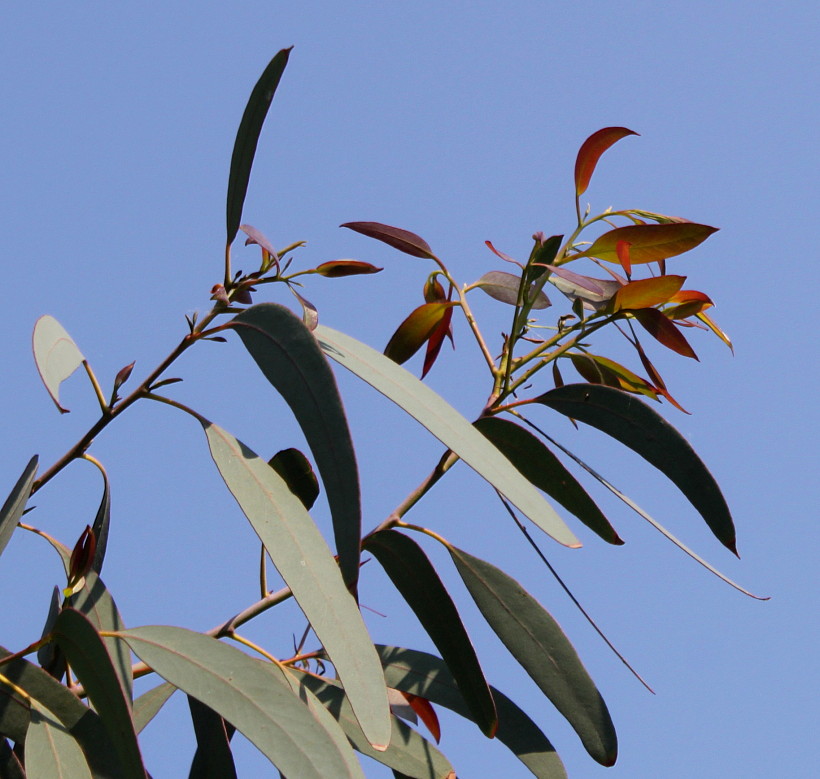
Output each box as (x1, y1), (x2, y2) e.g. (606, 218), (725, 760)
(631, 338), (690, 414)
(631, 308), (698, 359)
(615, 240), (632, 276)
(423, 276), (447, 303)
(422, 306), (454, 378)
(579, 223), (718, 265)
(570, 353), (658, 400)
(574, 127), (639, 196)
(696, 310), (734, 352)
(384, 303), (455, 365)
(403, 693), (441, 743)
(314, 260), (383, 277)
(341, 222), (436, 260)
(612, 275), (686, 311)
(664, 289), (713, 320)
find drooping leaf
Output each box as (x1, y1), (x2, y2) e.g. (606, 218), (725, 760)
(384, 303), (455, 365)
(37, 586), (65, 677)
(32, 316), (85, 413)
(473, 272), (550, 309)
(314, 260), (383, 277)
(363, 530), (498, 736)
(631, 338), (690, 413)
(117, 626), (365, 777)
(133, 682), (176, 734)
(90, 463), (111, 574)
(474, 417), (621, 544)
(378, 646), (567, 779)
(630, 308), (698, 359)
(449, 548), (617, 766)
(66, 570), (133, 703)
(697, 309), (734, 351)
(423, 275), (447, 302)
(401, 693), (440, 743)
(421, 305), (454, 379)
(187, 696), (237, 779)
(0, 455), (38, 559)
(26, 699), (93, 779)
(268, 448), (320, 510)
(0, 646), (124, 776)
(568, 353), (659, 401)
(0, 739), (24, 779)
(229, 303), (362, 590)
(290, 286), (319, 331)
(226, 48), (292, 246)
(295, 673), (453, 779)
(611, 275), (686, 311)
(315, 326), (580, 548)
(340, 222), (436, 260)
(615, 240), (632, 276)
(52, 608), (145, 778)
(535, 383), (737, 553)
(202, 422), (390, 748)
(0, 681), (29, 743)
(240, 224), (280, 268)
(577, 223), (718, 265)
(574, 127), (639, 196)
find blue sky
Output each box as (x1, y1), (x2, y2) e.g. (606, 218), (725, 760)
(1, 3), (817, 777)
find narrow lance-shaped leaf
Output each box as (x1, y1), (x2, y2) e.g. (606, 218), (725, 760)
(187, 695), (237, 779)
(449, 547), (617, 766)
(611, 275), (686, 311)
(422, 305), (453, 379)
(363, 529), (498, 736)
(226, 48), (292, 246)
(295, 672), (453, 779)
(568, 353), (659, 401)
(229, 303), (362, 591)
(202, 422), (390, 748)
(474, 417), (622, 544)
(576, 223), (718, 265)
(133, 682), (176, 734)
(32, 315), (85, 413)
(117, 626), (364, 778)
(630, 308), (698, 359)
(377, 646), (567, 779)
(574, 127), (639, 196)
(314, 260), (383, 277)
(0, 455), (38, 559)
(52, 608), (145, 779)
(341, 222), (436, 260)
(90, 463), (111, 574)
(25, 699), (93, 779)
(384, 303), (455, 365)
(315, 325), (580, 548)
(535, 383), (737, 554)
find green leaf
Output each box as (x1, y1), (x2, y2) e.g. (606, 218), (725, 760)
(449, 548), (617, 766)
(268, 448), (320, 510)
(0, 646), (123, 776)
(377, 646), (567, 779)
(26, 699), (93, 779)
(187, 696), (237, 779)
(133, 682), (176, 734)
(66, 571), (133, 703)
(117, 626), (365, 777)
(474, 417), (621, 544)
(295, 673), (453, 779)
(202, 422), (390, 748)
(0, 682), (29, 743)
(0, 455), (38, 559)
(576, 223), (718, 265)
(91, 466), (111, 574)
(314, 326), (580, 549)
(384, 302), (455, 365)
(0, 739), (25, 779)
(230, 303), (362, 590)
(37, 587), (66, 680)
(32, 315), (85, 413)
(226, 48), (292, 246)
(363, 530), (497, 736)
(535, 384), (736, 554)
(52, 609), (145, 778)
(340, 222), (436, 260)
(574, 127), (638, 197)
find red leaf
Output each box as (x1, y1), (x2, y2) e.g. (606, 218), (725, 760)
(631, 308), (699, 359)
(579, 223), (718, 265)
(341, 221), (436, 260)
(424, 276), (447, 303)
(314, 260), (383, 277)
(422, 306), (454, 378)
(615, 240), (632, 276)
(384, 302), (455, 365)
(484, 240), (520, 266)
(403, 692), (441, 743)
(240, 224), (279, 262)
(68, 526), (96, 586)
(633, 338), (690, 413)
(612, 275), (686, 311)
(574, 127), (639, 196)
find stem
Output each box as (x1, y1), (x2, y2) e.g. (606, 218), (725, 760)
(224, 243), (232, 289)
(82, 361), (109, 414)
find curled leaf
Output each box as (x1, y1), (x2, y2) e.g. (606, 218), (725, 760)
(314, 260), (383, 277)
(32, 315), (85, 413)
(341, 222), (436, 260)
(473, 271), (550, 309)
(421, 305), (454, 379)
(384, 302), (455, 365)
(574, 127), (638, 196)
(240, 224), (280, 268)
